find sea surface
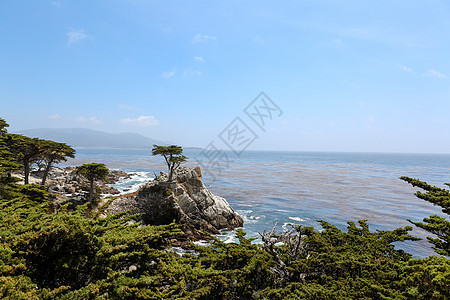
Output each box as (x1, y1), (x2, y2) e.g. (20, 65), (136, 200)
(64, 149), (450, 258)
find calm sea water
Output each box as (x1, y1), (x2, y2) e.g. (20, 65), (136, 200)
(64, 149), (450, 258)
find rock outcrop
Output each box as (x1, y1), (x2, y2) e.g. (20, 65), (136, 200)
(20, 167), (130, 196)
(107, 166), (243, 235)
(10, 166), (131, 212)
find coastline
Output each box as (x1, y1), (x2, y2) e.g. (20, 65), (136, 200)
(57, 148), (450, 258)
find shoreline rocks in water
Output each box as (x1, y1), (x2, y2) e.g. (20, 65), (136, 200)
(18, 167), (131, 195)
(107, 166), (244, 238)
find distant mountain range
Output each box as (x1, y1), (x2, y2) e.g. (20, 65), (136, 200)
(15, 128), (168, 149)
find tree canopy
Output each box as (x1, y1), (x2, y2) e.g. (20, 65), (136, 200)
(152, 145), (187, 182)
(0, 118), (9, 134)
(75, 163), (109, 204)
(4, 134), (41, 184)
(0, 119), (22, 198)
(0, 119), (20, 176)
(39, 140), (75, 185)
(401, 176), (450, 256)
(0, 122), (76, 186)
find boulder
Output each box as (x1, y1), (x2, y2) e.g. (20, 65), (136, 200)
(107, 166), (243, 235)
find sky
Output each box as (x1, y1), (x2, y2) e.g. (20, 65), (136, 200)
(1, 0), (450, 153)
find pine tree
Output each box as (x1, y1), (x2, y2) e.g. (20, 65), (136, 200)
(0, 118), (9, 134)
(75, 163), (109, 204)
(4, 134), (41, 184)
(152, 145), (187, 182)
(401, 176), (450, 256)
(0, 122), (20, 175)
(0, 119), (21, 199)
(38, 140), (75, 185)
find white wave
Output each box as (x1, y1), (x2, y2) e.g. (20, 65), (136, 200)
(111, 172), (153, 195)
(193, 240), (210, 247)
(282, 222), (301, 231)
(242, 216), (255, 224)
(243, 215), (261, 224)
(215, 229), (237, 244)
(236, 209), (253, 215)
(288, 216), (305, 222)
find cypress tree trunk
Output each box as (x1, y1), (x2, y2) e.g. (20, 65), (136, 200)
(24, 158), (30, 185)
(168, 164), (174, 182)
(165, 156), (172, 182)
(41, 160), (53, 185)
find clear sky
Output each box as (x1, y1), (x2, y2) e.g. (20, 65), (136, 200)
(1, 1), (450, 153)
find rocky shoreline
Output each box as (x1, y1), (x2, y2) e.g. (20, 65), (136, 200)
(18, 167), (131, 196)
(22, 166), (243, 242)
(107, 166), (243, 241)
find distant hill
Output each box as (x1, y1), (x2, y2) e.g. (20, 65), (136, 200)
(15, 128), (168, 149)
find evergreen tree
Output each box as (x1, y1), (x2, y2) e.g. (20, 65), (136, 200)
(4, 134), (41, 184)
(39, 140), (75, 185)
(74, 163), (109, 204)
(152, 145), (187, 182)
(0, 119), (21, 199)
(401, 176), (450, 256)
(0, 120), (20, 176)
(0, 118), (9, 134)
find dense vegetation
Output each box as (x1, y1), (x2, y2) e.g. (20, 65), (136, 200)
(0, 118), (449, 299)
(400, 176), (450, 256)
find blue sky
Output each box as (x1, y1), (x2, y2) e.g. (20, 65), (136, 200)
(1, 1), (450, 153)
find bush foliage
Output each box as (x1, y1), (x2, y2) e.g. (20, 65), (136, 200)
(0, 194), (448, 299)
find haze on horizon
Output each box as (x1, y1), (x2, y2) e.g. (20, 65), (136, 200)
(1, 1), (449, 154)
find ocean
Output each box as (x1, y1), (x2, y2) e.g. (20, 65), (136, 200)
(64, 149), (450, 258)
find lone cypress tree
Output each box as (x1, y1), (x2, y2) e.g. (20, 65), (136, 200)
(75, 163), (109, 204)
(152, 145), (187, 182)
(401, 176), (450, 256)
